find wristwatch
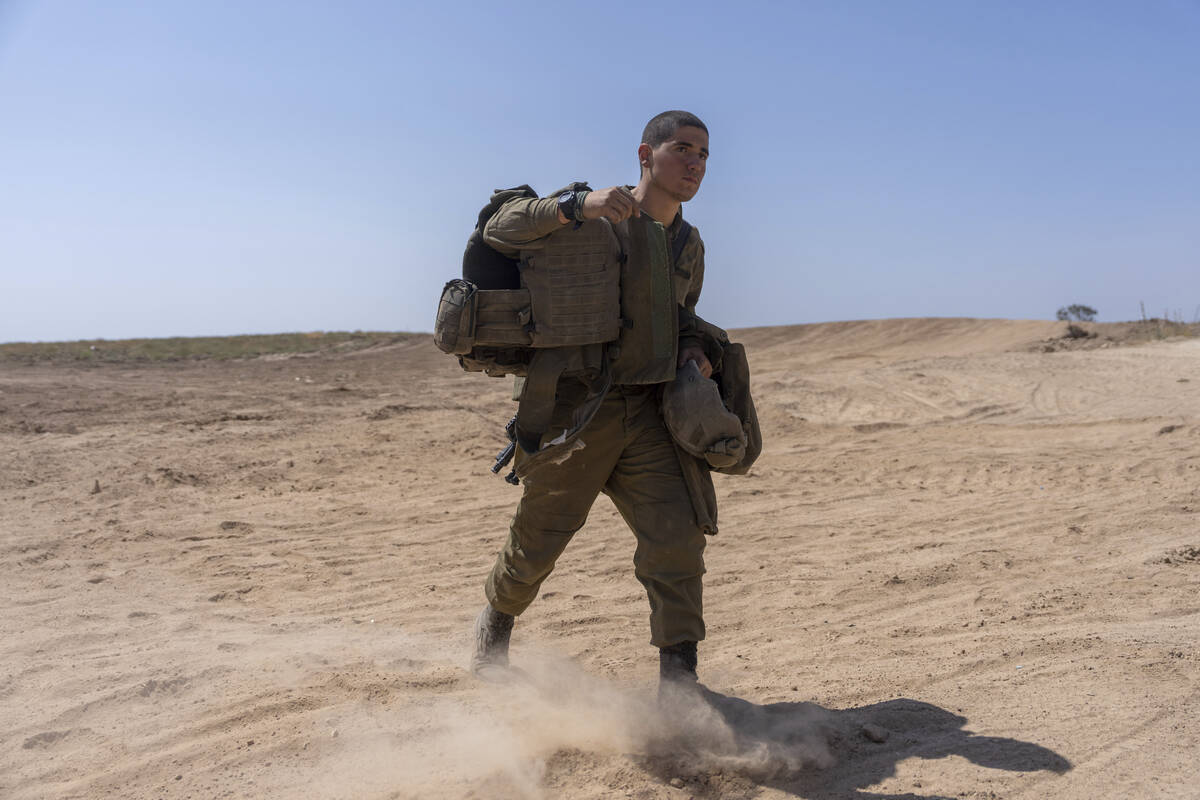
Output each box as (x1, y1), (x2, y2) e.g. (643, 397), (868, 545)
(557, 190), (581, 223)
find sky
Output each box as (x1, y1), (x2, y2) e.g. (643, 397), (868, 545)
(1, 0), (1198, 343)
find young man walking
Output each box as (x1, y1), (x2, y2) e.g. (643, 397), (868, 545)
(471, 110), (732, 689)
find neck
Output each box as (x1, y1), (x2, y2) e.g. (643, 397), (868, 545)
(632, 178), (680, 226)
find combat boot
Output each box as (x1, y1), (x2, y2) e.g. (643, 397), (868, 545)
(470, 603), (515, 681)
(658, 640), (699, 697)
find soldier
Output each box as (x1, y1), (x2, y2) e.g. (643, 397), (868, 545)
(471, 110), (732, 690)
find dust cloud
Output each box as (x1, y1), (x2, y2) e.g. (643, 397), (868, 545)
(286, 640), (833, 799)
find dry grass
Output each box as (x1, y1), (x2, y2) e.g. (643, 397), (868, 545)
(1036, 318), (1199, 352)
(0, 331), (415, 364)
(1134, 317), (1200, 341)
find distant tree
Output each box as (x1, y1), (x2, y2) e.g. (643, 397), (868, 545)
(1056, 304), (1097, 322)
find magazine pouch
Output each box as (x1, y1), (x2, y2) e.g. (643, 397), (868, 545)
(433, 278), (477, 355)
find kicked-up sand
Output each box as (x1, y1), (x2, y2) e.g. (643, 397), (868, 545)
(1, 318), (1198, 799)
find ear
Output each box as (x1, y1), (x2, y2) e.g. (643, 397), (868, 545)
(637, 142), (653, 169)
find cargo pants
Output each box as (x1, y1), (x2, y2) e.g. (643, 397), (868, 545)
(485, 383), (707, 647)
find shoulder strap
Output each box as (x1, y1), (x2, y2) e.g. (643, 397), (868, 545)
(671, 220), (693, 268)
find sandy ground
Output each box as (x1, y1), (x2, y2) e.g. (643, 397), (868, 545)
(2, 318), (1198, 800)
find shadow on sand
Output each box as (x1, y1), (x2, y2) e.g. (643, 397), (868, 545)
(640, 689), (1071, 800)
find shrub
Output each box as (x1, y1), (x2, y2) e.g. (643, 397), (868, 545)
(1064, 324), (1093, 339)
(1056, 304), (1097, 322)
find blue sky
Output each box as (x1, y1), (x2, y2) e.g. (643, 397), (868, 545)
(2, 0), (1198, 342)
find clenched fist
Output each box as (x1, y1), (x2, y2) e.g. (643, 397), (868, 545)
(581, 186), (641, 224)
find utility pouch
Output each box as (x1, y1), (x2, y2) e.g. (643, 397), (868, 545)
(433, 279), (477, 355)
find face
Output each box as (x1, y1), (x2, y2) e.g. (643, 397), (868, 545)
(642, 125), (709, 202)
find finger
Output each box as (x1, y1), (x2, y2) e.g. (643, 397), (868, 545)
(607, 195), (632, 218)
(607, 202), (631, 223)
(619, 187), (642, 217)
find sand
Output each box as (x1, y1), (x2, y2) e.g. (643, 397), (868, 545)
(2, 318), (1197, 799)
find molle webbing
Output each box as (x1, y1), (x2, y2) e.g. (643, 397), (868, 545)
(608, 215), (678, 385)
(519, 220), (622, 347)
(473, 289), (532, 347)
(506, 220), (622, 452)
(433, 280), (532, 355)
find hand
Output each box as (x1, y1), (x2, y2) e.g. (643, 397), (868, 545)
(678, 346), (712, 379)
(581, 186), (641, 224)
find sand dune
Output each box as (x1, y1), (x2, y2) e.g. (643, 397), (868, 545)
(2, 318), (1198, 799)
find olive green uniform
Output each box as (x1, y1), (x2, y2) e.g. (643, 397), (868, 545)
(480, 196), (716, 648)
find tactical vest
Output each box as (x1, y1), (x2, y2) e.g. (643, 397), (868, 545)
(434, 188), (691, 452)
(608, 213), (680, 385)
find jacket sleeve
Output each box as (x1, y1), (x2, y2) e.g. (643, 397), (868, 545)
(481, 197), (564, 257)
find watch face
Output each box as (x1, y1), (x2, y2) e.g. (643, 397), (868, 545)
(557, 191), (576, 218)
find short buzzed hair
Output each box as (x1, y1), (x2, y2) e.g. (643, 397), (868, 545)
(641, 110), (708, 148)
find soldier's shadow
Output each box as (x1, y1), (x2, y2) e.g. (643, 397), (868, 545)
(639, 688), (1071, 800)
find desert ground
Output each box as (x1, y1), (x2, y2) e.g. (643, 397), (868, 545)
(2, 318), (1198, 800)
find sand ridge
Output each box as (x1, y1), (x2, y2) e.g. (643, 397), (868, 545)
(1, 318), (1198, 799)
